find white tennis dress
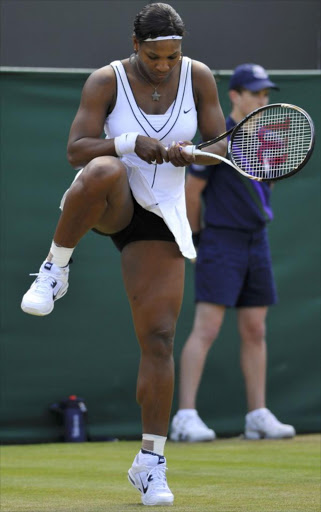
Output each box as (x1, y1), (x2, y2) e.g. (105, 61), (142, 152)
(62, 56), (198, 259)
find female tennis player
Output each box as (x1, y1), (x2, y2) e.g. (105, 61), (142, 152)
(21, 3), (227, 505)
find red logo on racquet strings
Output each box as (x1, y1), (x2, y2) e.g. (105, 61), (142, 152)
(257, 118), (290, 166)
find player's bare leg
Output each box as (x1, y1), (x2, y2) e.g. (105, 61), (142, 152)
(53, 156), (134, 247)
(123, 240), (184, 505)
(122, 240), (184, 436)
(21, 156), (133, 316)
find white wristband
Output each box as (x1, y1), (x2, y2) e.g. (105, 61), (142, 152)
(114, 132), (139, 157)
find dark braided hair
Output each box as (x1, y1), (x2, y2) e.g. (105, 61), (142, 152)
(133, 3), (185, 42)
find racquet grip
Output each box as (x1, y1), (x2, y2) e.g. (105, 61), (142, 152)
(182, 145), (196, 156)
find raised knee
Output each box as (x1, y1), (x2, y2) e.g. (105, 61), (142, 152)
(84, 156), (126, 189)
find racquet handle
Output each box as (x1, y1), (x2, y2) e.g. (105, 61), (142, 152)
(181, 145), (195, 155)
(182, 145), (232, 166)
(182, 145), (233, 165)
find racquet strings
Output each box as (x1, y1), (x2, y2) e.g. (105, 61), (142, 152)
(230, 106), (313, 179)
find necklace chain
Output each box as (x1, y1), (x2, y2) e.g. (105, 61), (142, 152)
(131, 54), (170, 101)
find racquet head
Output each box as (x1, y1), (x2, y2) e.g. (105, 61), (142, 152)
(229, 103), (315, 181)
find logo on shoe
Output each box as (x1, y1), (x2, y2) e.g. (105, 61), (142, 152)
(44, 262), (53, 271)
(140, 476), (149, 494)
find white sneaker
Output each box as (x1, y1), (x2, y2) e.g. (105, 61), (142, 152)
(128, 450), (174, 506)
(244, 408), (296, 439)
(21, 261), (69, 316)
(170, 411), (216, 442)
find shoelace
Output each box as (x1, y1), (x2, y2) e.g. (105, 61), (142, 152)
(146, 464), (169, 491)
(29, 272), (58, 295)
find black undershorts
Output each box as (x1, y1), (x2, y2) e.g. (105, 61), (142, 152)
(92, 197), (175, 252)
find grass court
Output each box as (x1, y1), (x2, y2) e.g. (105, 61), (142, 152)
(1, 434), (320, 511)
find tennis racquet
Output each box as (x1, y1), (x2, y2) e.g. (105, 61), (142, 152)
(183, 103), (315, 182)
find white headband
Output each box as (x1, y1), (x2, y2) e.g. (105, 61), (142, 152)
(144, 35), (183, 42)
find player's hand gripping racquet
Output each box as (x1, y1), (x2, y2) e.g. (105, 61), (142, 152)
(183, 103), (315, 181)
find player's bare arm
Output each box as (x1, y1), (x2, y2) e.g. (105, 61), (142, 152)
(191, 60), (227, 165)
(67, 66), (118, 168)
(167, 61), (227, 167)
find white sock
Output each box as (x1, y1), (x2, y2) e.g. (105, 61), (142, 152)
(176, 408), (198, 418)
(47, 241), (75, 268)
(142, 433), (167, 456)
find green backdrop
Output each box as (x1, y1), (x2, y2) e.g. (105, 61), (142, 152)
(0, 70), (320, 443)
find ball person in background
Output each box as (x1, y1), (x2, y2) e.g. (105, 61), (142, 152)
(21, 3), (227, 506)
(170, 64), (296, 443)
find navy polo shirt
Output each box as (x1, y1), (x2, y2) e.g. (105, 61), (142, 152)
(188, 116), (273, 231)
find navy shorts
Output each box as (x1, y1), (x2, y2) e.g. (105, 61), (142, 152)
(195, 226), (278, 307)
(92, 197), (175, 251)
